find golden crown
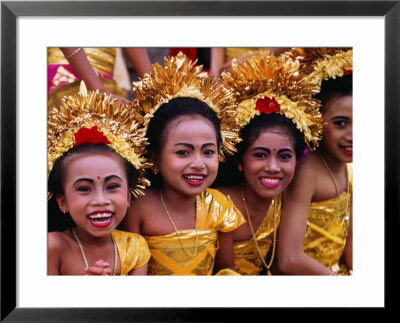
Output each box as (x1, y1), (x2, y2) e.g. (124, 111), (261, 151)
(221, 49), (324, 149)
(130, 52), (241, 161)
(48, 81), (150, 198)
(282, 47), (353, 88)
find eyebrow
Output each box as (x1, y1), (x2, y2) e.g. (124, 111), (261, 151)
(72, 175), (123, 186)
(251, 147), (294, 153)
(331, 115), (350, 120)
(173, 142), (217, 149)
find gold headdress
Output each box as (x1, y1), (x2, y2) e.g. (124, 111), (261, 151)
(282, 47), (353, 88)
(131, 52), (240, 161)
(221, 49), (324, 149)
(48, 81), (150, 198)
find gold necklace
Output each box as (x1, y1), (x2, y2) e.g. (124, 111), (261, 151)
(71, 228), (118, 275)
(318, 151), (350, 217)
(160, 190), (199, 257)
(241, 184), (278, 276)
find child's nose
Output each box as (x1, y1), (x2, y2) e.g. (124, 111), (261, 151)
(264, 158), (280, 172)
(191, 154), (206, 169)
(92, 190), (110, 204)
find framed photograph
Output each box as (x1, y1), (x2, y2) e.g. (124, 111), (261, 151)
(2, 0), (399, 321)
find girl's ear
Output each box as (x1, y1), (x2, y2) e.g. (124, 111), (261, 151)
(149, 153), (160, 174)
(56, 195), (68, 214)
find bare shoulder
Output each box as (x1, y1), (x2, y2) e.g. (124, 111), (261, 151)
(285, 152), (321, 199)
(48, 231), (70, 253)
(130, 188), (159, 214)
(214, 185), (241, 205)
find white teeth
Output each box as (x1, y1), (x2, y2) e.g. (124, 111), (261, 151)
(343, 147), (352, 151)
(89, 213), (112, 220)
(185, 175), (204, 180)
(260, 178), (279, 183)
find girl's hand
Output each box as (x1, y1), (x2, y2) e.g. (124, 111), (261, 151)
(84, 259), (113, 275)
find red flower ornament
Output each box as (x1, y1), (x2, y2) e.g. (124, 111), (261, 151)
(74, 126), (110, 147)
(343, 69), (353, 76)
(255, 96), (280, 115)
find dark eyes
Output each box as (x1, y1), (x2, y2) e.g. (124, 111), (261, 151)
(76, 185), (91, 192)
(203, 149), (215, 156)
(75, 182), (121, 192)
(333, 120), (347, 127)
(279, 153), (293, 160)
(175, 149), (216, 156)
(176, 150), (189, 156)
(254, 152), (266, 158)
(253, 152), (293, 160)
(106, 183), (121, 190)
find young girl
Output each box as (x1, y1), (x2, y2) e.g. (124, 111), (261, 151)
(277, 48), (353, 275)
(120, 53), (245, 275)
(48, 82), (151, 275)
(215, 50), (323, 275)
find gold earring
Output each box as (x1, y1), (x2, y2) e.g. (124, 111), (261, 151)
(238, 164), (243, 172)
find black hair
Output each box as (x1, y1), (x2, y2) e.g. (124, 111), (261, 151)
(213, 113), (306, 187)
(238, 113), (306, 160)
(48, 143), (139, 232)
(145, 97), (221, 188)
(315, 74), (353, 113)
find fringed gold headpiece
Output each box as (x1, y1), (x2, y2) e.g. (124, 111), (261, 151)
(221, 49), (324, 149)
(48, 81), (150, 198)
(131, 52), (240, 161)
(282, 47), (353, 88)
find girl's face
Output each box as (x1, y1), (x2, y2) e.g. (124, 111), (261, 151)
(56, 151), (130, 238)
(242, 128), (297, 200)
(157, 115), (219, 198)
(322, 94), (353, 163)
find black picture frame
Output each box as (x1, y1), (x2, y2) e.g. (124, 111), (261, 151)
(1, 0), (399, 321)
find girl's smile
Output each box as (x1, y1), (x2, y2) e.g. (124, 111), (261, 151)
(57, 151), (130, 239)
(156, 116), (219, 198)
(321, 95), (353, 164)
(242, 129), (296, 200)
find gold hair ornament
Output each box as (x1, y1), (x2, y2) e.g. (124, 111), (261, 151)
(131, 52), (241, 161)
(221, 49), (324, 149)
(282, 47), (353, 88)
(48, 81), (150, 198)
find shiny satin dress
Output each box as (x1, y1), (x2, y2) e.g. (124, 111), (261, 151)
(143, 188), (246, 275)
(48, 47), (126, 110)
(233, 194), (281, 275)
(111, 230), (151, 275)
(304, 164), (353, 275)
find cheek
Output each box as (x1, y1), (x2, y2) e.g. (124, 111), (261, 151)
(207, 158), (219, 174)
(284, 162), (296, 180)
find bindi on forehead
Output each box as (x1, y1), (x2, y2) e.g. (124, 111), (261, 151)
(97, 176), (101, 180)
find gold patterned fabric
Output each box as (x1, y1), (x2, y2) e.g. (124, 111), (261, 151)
(48, 48), (116, 75)
(224, 48), (262, 63)
(233, 194), (281, 275)
(111, 230), (151, 275)
(143, 188), (246, 275)
(48, 48), (126, 110)
(304, 164), (353, 275)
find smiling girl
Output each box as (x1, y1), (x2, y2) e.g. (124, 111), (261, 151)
(277, 48), (353, 275)
(215, 50), (323, 275)
(120, 53), (245, 275)
(48, 82), (151, 275)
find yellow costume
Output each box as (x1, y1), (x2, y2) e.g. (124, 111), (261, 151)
(48, 48), (126, 110)
(144, 188), (246, 275)
(233, 194), (281, 275)
(112, 230), (151, 275)
(304, 164), (353, 275)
